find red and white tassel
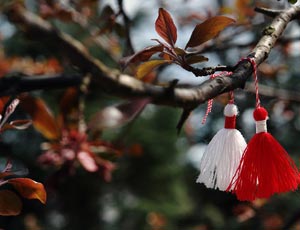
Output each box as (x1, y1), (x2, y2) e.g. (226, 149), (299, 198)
(197, 103), (247, 191)
(227, 58), (300, 201)
(227, 106), (300, 200)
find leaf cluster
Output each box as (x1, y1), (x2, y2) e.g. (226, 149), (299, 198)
(121, 8), (235, 79)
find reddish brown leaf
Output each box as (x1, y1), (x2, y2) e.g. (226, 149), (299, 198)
(20, 95), (60, 140)
(8, 178), (47, 204)
(174, 47), (186, 56)
(128, 144), (143, 157)
(142, 71), (157, 83)
(155, 8), (177, 46)
(56, 8), (74, 22)
(0, 190), (22, 216)
(185, 55), (209, 64)
(88, 98), (150, 131)
(159, 52), (173, 61)
(235, 0), (255, 21)
(120, 45), (164, 69)
(0, 172), (13, 180)
(185, 16), (235, 49)
(0, 97), (10, 114)
(1, 119), (32, 132)
(57, 87), (79, 130)
(100, 5), (115, 21)
(136, 60), (170, 79)
(59, 88), (78, 112)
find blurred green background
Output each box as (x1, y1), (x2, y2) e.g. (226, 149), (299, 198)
(1, 0), (300, 229)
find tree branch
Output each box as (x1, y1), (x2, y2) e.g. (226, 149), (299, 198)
(117, 0), (135, 56)
(255, 6), (283, 17)
(245, 82), (300, 103)
(0, 73), (82, 97)
(3, 4), (300, 110)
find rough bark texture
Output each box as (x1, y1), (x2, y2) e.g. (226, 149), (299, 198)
(2, 4), (300, 109)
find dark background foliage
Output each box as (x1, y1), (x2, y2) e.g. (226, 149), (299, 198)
(1, 0), (300, 229)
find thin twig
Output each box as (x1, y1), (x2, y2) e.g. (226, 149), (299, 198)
(245, 82), (300, 103)
(255, 6), (283, 17)
(117, 0), (135, 56)
(189, 65), (235, 77)
(3, 4), (300, 110)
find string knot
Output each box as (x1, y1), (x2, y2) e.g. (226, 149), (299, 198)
(201, 71), (233, 124)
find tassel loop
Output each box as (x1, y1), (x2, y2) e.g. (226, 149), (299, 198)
(226, 59), (300, 201)
(201, 71), (233, 124)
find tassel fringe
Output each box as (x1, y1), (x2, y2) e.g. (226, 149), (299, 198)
(227, 107), (300, 201)
(197, 104), (247, 191)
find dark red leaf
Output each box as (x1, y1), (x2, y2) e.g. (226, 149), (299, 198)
(185, 16), (235, 49)
(1, 119), (32, 132)
(120, 45), (164, 69)
(20, 95), (60, 140)
(185, 55), (209, 64)
(128, 144), (143, 157)
(88, 98), (150, 131)
(155, 8), (177, 46)
(100, 5), (115, 21)
(0, 190), (22, 216)
(59, 87), (79, 114)
(0, 99), (20, 127)
(8, 178), (47, 204)
(0, 97), (10, 114)
(0, 172), (13, 180)
(56, 87), (79, 130)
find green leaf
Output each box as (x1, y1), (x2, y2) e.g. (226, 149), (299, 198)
(185, 16), (235, 49)
(136, 60), (170, 79)
(155, 8), (177, 46)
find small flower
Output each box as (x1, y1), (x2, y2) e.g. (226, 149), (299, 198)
(38, 129), (117, 181)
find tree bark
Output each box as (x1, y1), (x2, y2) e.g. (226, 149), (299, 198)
(3, 4), (300, 110)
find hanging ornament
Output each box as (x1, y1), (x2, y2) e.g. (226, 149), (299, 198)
(201, 71), (231, 124)
(227, 58), (300, 201)
(197, 92), (247, 191)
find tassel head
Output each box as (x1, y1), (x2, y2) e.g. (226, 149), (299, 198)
(227, 106), (300, 201)
(253, 107), (268, 121)
(224, 104), (237, 129)
(197, 103), (246, 191)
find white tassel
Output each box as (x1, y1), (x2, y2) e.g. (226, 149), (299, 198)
(196, 104), (247, 191)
